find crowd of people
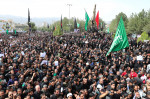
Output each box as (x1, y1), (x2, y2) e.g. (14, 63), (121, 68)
(0, 31), (150, 99)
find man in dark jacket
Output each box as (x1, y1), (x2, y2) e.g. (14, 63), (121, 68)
(50, 88), (60, 99)
(33, 85), (42, 99)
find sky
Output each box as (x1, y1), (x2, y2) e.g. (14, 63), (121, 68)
(0, 0), (150, 22)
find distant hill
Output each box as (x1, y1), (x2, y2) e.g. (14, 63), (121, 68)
(0, 15), (59, 27)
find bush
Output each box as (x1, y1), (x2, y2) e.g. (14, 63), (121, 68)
(53, 25), (63, 36)
(137, 31), (150, 42)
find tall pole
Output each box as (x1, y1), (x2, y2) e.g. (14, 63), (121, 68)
(28, 8), (30, 40)
(67, 4), (72, 33)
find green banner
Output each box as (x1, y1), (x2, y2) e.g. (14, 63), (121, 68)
(85, 11), (89, 31)
(106, 17), (129, 56)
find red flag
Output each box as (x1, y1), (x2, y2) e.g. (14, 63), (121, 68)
(95, 11), (99, 29)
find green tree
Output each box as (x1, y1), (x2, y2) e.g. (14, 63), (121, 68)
(143, 10), (150, 33)
(127, 9), (149, 34)
(27, 22), (37, 32)
(116, 12), (128, 28)
(109, 19), (117, 33)
(53, 25), (63, 36)
(137, 9), (148, 34)
(127, 13), (138, 34)
(49, 17), (105, 33)
(109, 12), (128, 33)
(137, 31), (150, 42)
(143, 21), (150, 33)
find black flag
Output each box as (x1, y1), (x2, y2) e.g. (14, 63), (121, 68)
(47, 24), (49, 28)
(53, 26), (55, 31)
(61, 15), (62, 30)
(100, 22), (103, 31)
(28, 8), (30, 27)
(74, 18), (77, 29)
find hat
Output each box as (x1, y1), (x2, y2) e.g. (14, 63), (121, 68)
(126, 78), (130, 82)
(20, 63), (24, 66)
(43, 77), (47, 80)
(53, 73), (57, 76)
(43, 85), (47, 88)
(97, 84), (103, 90)
(99, 75), (103, 79)
(86, 62), (89, 66)
(9, 66), (13, 70)
(67, 93), (72, 98)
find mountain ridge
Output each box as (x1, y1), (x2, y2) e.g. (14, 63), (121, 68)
(0, 15), (59, 27)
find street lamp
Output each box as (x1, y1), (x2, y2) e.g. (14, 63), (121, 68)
(67, 4), (72, 33)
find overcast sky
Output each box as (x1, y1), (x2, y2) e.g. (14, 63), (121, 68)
(0, 0), (150, 22)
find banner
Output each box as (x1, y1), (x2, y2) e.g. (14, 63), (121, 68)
(0, 21), (13, 33)
(106, 17), (129, 56)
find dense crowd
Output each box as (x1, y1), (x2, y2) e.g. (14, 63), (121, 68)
(0, 32), (150, 99)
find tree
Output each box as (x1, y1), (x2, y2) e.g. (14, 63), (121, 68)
(109, 19), (117, 33)
(143, 10), (150, 33)
(143, 21), (150, 33)
(99, 18), (106, 31)
(137, 9), (148, 34)
(53, 25), (63, 36)
(109, 12), (128, 33)
(127, 13), (138, 34)
(49, 17), (105, 33)
(127, 9), (149, 34)
(27, 22), (37, 32)
(137, 31), (150, 42)
(116, 12), (128, 28)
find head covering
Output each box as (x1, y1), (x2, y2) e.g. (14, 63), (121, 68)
(67, 93), (72, 97)
(97, 84), (103, 90)
(9, 66), (13, 70)
(86, 62), (89, 66)
(53, 73), (57, 76)
(43, 85), (47, 88)
(99, 75), (103, 79)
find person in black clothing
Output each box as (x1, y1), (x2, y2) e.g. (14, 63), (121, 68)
(48, 80), (56, 95)
(41, 85), (50, 98)
(81, 78), (90, 90)
(50, 88), (61, 99)
(33, 85), (42, 99)
(0, 31), (150, 99)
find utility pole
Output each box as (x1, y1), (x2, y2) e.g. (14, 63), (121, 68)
(67, 4), (72, 33)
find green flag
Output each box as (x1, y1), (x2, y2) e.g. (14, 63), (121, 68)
(85, 11), (89, 31)
(15, 29), (16, 35)
(6, 29), (9, 35)
(77, 23), (80, 28)
(106, 17), (129, 56)
(107, 27), (109, 33)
